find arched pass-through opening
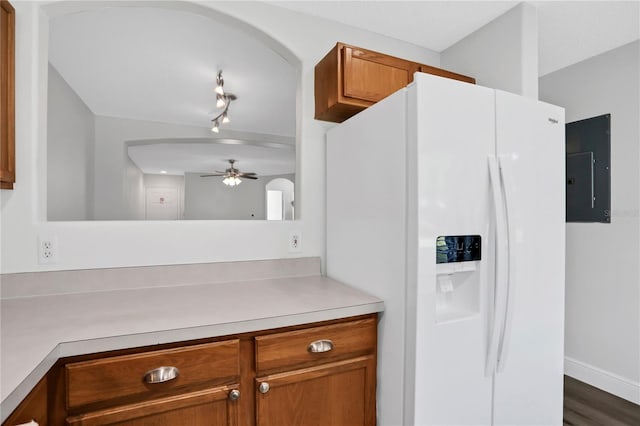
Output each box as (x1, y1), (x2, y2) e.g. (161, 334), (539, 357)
(40, 0), (302, 221)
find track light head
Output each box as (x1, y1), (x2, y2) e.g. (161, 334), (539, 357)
(215, 71), (224, 95)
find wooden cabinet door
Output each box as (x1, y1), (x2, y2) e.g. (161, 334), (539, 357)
(256, 356), (376, 426)
(342, 45), (413, 103)
(66, 386), (240, 426)
(0, 0), (15, 189)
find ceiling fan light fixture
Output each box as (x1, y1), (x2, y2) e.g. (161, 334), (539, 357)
(201, 160), (255, 188)
(223, 176), (241, 186)
(222, 112), (230, 123)
(211, 120), (220, 133)
(216, 94), (226, 108)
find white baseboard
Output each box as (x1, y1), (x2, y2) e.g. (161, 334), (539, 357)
(565, 356), (640, 404)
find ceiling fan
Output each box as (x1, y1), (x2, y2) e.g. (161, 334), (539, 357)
(200, 159), (258, 186)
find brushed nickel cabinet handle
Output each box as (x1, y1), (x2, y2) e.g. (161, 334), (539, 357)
(229, 389), (240, 401)
(307, 339), (334, 353)
(143, 366), (179, 384)
(259, 382), (270, 394)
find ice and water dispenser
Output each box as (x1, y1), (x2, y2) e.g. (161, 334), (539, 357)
(435, 235), (481, 323)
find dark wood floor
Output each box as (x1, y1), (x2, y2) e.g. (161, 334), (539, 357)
(564, 376), (640, 425)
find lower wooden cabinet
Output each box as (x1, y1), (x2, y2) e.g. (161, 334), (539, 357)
(2, 314), (377, 426)
(253, 316), (377, 426)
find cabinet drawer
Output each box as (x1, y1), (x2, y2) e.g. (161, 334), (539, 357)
(66, 339), (239, 410)
(255, 318), (376, 375)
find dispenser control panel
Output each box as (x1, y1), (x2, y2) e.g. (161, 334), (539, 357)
(436, 235), (481, 264)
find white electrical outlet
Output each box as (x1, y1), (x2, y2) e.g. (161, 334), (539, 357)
(38, 236), (58, 264)
(289, 232), (302, 253)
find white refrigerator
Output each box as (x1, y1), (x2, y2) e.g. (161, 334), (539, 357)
(326, 73), (565, 426)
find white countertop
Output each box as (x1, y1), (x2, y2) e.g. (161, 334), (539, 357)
(0, 273), (383, 421)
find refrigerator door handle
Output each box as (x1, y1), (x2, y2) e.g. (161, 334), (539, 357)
(486, 156), (509, 377)
(497, 157), (516, 373)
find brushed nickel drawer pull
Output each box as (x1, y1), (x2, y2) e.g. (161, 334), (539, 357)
(143, 366), (179, 384)
(307, 339), (334, 353)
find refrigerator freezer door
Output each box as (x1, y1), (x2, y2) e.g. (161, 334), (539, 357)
(492, 91), (565, 425)
(410, 73), (495, 425)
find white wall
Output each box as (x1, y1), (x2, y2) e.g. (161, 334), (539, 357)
(540, 40), (640, 403)
(441, 2), (539, 98)
(47, 64), (94, 220)
(0, 1), (439, 273)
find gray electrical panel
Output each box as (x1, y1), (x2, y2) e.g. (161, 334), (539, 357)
(566, 114), (610, 222)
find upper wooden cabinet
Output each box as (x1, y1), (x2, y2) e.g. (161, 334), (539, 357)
(0, 0), (15, 190)
(315, 42), (475, 123)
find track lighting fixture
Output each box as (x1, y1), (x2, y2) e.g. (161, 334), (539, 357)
(211, 70), (236, 132)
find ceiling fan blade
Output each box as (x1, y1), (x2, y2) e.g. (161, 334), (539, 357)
(239, 172), (257, 175)
(200, 174), (225, 177)
(241, 175), (258, 180)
